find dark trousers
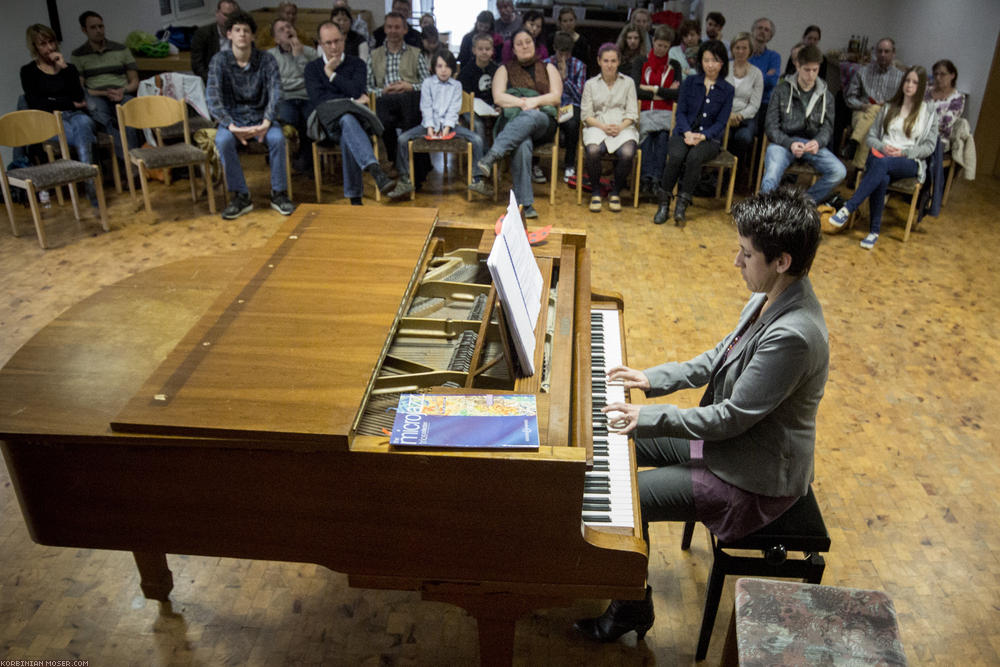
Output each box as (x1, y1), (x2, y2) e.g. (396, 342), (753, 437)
(660, 132), (720, 200)
(561, 106), (581, 170)
(584, 140), (637, 196)
(377, 90), (430, 182)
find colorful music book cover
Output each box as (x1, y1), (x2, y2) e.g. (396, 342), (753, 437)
(390, 394), (539, 449)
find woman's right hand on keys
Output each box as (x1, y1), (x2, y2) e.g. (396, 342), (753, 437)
(606, 365), (651, 391)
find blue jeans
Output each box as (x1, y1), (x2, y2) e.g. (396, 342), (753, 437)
(338, 114), (378, 200)
(729, 117), (757, 161)
(215, 124), (287, 194)
(60, 110), (97, 165)
(86, 92), (143, 159)
(760, 138), (846, 202)
(640, 130), (669, 182)
(487, 109), (553, 207)
(846, 152), (919, 234)
(395, 125), (484, 180)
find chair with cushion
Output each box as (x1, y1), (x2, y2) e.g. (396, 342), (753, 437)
(574, 129), (643, 208)
(117, 96), (215, 217)
(407, 92), (476, 202)
(0, 109), (109, 249)
(847, 168), (922, 243)
(680, 485), (831, 660)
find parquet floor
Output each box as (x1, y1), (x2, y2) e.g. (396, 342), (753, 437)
(1, 155), (998, 665)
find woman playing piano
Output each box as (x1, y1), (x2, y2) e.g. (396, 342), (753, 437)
(575, 186), (829, 642)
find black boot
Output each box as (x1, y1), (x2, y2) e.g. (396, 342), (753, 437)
(574, 586), (654, 642)
(652, 195), (672, 224)
(365, 163), (395, 194)
(674, 193), (691, 227)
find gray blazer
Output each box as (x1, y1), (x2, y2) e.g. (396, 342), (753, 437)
(636, 277), (829, 497)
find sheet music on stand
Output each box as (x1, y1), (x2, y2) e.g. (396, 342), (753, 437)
(486, 192), (543, 376)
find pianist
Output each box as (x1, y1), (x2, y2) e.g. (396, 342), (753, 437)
(575, 186), (829, 643)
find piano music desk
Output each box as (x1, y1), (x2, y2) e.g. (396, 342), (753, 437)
(0, 205), (646, 666)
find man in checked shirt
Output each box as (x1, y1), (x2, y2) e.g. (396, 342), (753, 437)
(367, 12), (431, 185)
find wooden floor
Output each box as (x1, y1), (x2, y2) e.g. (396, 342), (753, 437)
(1, 156), (999, 665)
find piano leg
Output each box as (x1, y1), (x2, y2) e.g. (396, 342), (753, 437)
(133, 551), (174, 600)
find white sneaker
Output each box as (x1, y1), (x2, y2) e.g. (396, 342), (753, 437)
(563, 166), (575, 183)
(860, 233), (879, 250)
(532, 165), (546, 183)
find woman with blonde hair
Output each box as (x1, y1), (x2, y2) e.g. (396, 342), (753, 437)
(829, 66), (938, 249)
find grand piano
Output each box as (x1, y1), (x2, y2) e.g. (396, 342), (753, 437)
(0, 206), (646, 664)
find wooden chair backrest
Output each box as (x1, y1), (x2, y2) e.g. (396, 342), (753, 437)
(0, 109), (61, 149)
(118, 96), (187, 131)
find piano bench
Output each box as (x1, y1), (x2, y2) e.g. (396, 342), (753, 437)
(680, 486), (831, 661)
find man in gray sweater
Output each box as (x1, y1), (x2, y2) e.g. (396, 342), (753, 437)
(759, 44), (845, 204)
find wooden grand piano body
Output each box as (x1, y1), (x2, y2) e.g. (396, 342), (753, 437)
(0, 206), (646, 663)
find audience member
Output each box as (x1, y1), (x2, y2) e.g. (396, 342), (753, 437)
(829, 66), (938, 249)
(71, 10), (141, 159)
(206, 11), (294, 219)
(20, 23), (99, 206)
(386, 49), (486, 199)
(457, 32), (498, 147)
(726, 32), (763, 163)
(256, 1), (304, 50)
(268, 17), (317, 173)
(331, 0), (370, 45)
(670, 20), (701, 81)
(630, 9), (653, 49)
(501, 10), (548, 64)
(545, 31), (586, 182)
(305, 22), (394, 204)
(494, 0), (522, 42)
(551, 8), (591, 74)
(420, 25), (440, 71)
(925, 59), (964, 149)
(652, 40), (733, 226)
(748, 17), (781, 108)
(458, 11), (502, 67)
(616, 24), (645, 81)
(759, 45), (845, 205)
(192, 0), (239, 83)
(367, 12), (430, 184)
(843, 38), (903, 166)
(704, 11), (730, 59)
(372, 0), (421, 49)
(330, 7), (369, 61)
(580, 43), (639, 213)
(636, 25), (680, 195)
(467, 29), (562, 219)
(419, 13), (435, 32)
(784, 26), (828, 81)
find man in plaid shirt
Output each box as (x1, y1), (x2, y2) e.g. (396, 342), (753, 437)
(207, 11), (295, 219)
(545, 31), (586, 182)
(367, 12), (430, 185)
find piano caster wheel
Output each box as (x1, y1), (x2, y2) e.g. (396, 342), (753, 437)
(764, 544), (787, 566)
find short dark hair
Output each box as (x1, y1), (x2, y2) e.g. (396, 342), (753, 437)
(474, 10), (494, 32)
(697, 40), (729, 79)
(932, 58), (958, 86)
(384, 11), (406, 25)
(522, 10), (544, 25)
(679, 19), (700, 39)
(225, 10), (257, 34)
(803, 25), (821, 40)
(79, 11), (101, 28)
(558, 7), (576, 20)
(330, 6), (352, 21)
(422, 24), (438, 41)
(706, 11), (725, 27)
(732, 186), (821, 277)
(797, 44), (823, 66)
(432, 48), (457, 74)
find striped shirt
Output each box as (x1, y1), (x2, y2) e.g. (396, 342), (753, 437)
(366, 43), (429, 97)
(845, 62), (903, 109)
(70, 40), (136, 90)
(206, 48), (282, 128)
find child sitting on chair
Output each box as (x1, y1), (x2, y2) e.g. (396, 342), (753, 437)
(387, 49), (486, 199)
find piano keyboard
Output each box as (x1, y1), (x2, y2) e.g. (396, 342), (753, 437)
(584, 308), (635, 530)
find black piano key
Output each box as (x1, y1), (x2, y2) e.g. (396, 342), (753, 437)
(582, 514), (612, 523)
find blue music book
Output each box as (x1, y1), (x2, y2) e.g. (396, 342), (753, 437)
(389, 394), (539, 449)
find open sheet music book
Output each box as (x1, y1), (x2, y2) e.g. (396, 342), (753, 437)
(486, 192), (543, 376)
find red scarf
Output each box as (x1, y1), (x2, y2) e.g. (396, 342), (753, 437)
(640, 47), (675, 111)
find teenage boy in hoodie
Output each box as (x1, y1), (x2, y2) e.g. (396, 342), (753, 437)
(759, 44), (845, 203)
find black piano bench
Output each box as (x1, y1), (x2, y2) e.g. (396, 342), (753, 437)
(680, 485), (831, 661)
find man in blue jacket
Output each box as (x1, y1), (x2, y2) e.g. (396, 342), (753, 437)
(760, 45), (846, 204)
(305, 21), (394, 204)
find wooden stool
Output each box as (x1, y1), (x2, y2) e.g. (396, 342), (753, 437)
(680, 486), (831, 660)
(722, 578), (906, 665)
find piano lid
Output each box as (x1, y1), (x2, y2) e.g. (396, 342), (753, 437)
(111, 206), (439, 444)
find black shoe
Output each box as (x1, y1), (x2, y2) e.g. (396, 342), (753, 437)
(467, 178), (492, 197)
(574, 586), (654, 643)
(270, 190), (295, 215)
(653, 196), (672, 224)
(349, 197), (363, 206)
(674, 194), (690, 226)
(366, 164), (395, 194)
(842, 139), (858, 161)
(222, 192), (253, 220)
